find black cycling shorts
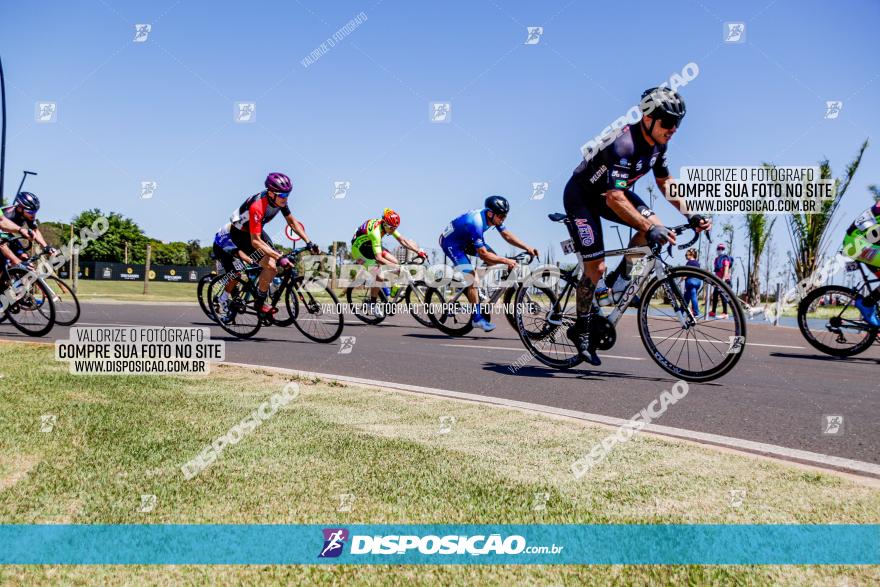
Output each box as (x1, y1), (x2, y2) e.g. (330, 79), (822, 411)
(212, 242), (236, 272)
(229, 229), (274, 258)
(562, 176), (653, 260)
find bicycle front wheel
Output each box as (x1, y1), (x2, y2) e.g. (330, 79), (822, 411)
(638, 267), (746, 382)
(797, 285), (878, 357)
(513, 280), (582, 369)
(44, 276), (80, 326)
(405, 282), (434, 328)
(4, 268), (56, 337)
(288, 278), (344, 343)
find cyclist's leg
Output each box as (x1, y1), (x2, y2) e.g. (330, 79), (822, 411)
(232, 229), (275, 312)
(353, 241), (383, 300)
(441, 240), (483, 323)
(563, 178), (606, 318)
(562, 178), (604, 365)
(598, 190), (655, 288)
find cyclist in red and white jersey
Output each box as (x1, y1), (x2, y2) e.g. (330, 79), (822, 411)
(228, 172), (318, 314)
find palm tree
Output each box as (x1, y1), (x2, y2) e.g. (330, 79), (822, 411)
(744, 214), (776, 304)
(782, 138), (868, 282)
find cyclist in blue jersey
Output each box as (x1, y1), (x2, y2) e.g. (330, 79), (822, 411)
(439, 195), (539, 332)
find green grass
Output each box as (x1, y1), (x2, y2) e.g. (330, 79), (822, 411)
(73, 280), (198, 302)
(0, 343), (878, 584)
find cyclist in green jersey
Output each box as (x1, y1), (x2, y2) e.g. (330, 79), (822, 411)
(351, 208), (427, 317)
(841, 200), (880, 326)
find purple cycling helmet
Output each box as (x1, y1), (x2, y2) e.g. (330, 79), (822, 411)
(265, 172), (292, 193)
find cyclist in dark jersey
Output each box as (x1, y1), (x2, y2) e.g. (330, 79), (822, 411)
(0, 192), (57, 266)
(563, 88), (710, 365)
(228, 172), (318, 314)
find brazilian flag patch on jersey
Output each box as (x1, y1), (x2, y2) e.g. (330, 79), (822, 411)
(614, 179), (627, 188)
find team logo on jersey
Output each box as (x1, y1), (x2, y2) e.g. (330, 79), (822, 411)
(619, 158), (628, 166)
(650, 155), (657, 167)
(614, 179), (627, 189)
(635, 160), (643, 171)
(574, 219), (594, 247)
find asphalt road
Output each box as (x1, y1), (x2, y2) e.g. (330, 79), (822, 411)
(4, 301), (878, 470)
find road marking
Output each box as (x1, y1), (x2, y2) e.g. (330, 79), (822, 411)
(634, 336), (804, 350)
(439, 343), (645, 360)
(222, 361), (880, 479)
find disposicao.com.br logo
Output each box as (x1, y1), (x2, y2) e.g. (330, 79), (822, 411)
(318, 528), (563, 558)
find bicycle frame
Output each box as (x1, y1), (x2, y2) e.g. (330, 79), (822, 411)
(443, 260), (525, 309)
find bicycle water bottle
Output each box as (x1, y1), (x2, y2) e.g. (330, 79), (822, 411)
(382, 286), (392, 298)
(390, 285), (400, 298)
(269, 276), (282, 297)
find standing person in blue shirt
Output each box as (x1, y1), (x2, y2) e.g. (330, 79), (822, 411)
(439, 196), (539, 332)
(683, 248), (703, 318)
(710, 243), (733, 318)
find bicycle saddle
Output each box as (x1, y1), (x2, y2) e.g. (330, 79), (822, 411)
(548, 213), (567, 222)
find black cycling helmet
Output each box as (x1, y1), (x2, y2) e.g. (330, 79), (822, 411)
(640, 87), (686, 133)
(484, 195), (510, 216)
(14, 192), (40, 212)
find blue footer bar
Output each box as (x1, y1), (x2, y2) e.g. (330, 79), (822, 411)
(0, 524), (877, 565)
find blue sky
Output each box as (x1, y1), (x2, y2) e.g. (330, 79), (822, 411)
(2, 0), (878, 282)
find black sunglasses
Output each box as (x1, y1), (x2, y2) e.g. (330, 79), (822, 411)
(658, 114), (681, 130)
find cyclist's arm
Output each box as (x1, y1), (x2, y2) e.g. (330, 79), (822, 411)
(498, 229), (538, 258)
(0, 216), (22, 235)
(657, 175), (713, 232)
(393, 231), (422, 255)
(0, 242), (23, 266)
(606, 189), (655, 231)
(370, 226), (396, 266)
(31, 227), (48, 249)
(475, 245), (514, 268)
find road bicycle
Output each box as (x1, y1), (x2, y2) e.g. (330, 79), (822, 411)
(206, 246), (343, 342)
(0, 235), (57, 336)
(344, 256), (433, 327)
(423, 252), (535, 336)
(513, 213), (747, 382)
(797, 260), (879, 357)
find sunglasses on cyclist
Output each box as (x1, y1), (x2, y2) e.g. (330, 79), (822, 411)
(271, 191), (290, 199)
(657, 114), (681, 130)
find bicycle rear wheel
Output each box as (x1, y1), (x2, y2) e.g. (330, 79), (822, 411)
(207, 274), (262, 339)
(4, 268), (56, 337)
(513, 280), (582, 369)
(638, 267), (745, 382)
(44, 275), (80, 326)
(345, 285), (386, 325)
(797, 285), (878, 357)
(288, 278), (344, 343)
(197, 273), (216, 322)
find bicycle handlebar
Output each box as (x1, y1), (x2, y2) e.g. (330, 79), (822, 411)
(663, 224), (701, 255)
